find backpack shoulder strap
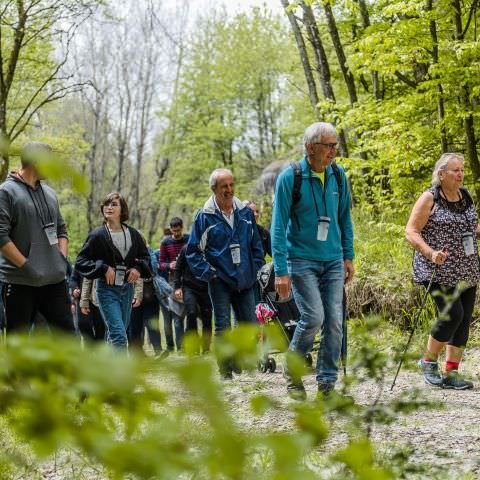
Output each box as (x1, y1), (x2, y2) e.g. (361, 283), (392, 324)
(460, 186), (474, 204)
(289, 161), (302, 229)
(331, 162), (343, 197)
(290, 161), (302, 208)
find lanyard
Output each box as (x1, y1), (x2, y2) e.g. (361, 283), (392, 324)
(19, 176), (53, 226)
(308, 166), (327, 221)
(439, 187), (471, 231)
(104, 224), (127, 257)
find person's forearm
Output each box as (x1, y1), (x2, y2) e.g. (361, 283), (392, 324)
(406, 231), (433, 259)
(0, 241), (26, 267)
(58, 237), (68, 257)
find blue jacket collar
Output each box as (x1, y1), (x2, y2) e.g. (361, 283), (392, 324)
(203, 195), (245, 215)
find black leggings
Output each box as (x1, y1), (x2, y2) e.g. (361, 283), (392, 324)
(427, 282), (476, 348)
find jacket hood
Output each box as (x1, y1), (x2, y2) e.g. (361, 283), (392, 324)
(202, 195), (245, 214)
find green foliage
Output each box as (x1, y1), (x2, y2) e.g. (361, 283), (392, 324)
(0, 321), (434, 479)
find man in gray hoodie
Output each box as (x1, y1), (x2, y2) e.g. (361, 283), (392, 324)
(0, 142), (74, 333)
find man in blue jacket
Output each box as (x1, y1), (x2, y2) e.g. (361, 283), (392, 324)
(271, 122), (355, 399)
(187, 168), (265, 379)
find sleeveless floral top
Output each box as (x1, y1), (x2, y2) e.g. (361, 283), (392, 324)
(413, 187), (480, 287)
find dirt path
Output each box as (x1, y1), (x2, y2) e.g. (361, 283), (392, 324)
(38, 349), (480, 479)
(219, 349), (480, 477)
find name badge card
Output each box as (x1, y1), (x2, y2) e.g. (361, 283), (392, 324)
(230, 244), (241, 265)
(317, 216), (330, 242)
(44, 223), (58, 245)
(462, 232), (475, 256)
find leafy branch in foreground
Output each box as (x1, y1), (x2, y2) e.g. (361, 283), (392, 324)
(0, 323), (433, 479)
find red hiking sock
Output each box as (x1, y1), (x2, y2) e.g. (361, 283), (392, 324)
(423, 354), (438, 363)
(445, 361), (459, 373)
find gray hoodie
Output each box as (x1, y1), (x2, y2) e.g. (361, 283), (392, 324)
(0, 173), (68, 287)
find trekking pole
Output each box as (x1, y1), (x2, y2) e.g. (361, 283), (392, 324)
(390, 266), (437, 391)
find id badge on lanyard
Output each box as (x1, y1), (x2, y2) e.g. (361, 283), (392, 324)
(317, 216), (330, 241)
(230, 244), (241, 265)
(43, 222), (58, 245)
(462, 232), (475, 256)
(114, 265), (127, 286)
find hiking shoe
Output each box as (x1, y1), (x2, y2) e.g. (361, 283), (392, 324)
(442, 371), (473, 390)
(418, 359), (443, 387)
(317, 382), (335, 398)
(154, 351), (170, 361)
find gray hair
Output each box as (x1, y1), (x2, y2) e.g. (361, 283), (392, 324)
(209, 168), (233, 188)
(431, 153), (464, 187)
(303, 122), (337, 152)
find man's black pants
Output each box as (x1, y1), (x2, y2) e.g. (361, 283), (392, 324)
(3, 281), (75, 333)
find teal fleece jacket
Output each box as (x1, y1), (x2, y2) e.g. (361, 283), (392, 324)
(271, 156), (354, 276)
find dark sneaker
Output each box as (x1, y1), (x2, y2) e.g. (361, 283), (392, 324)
(220, 371), (233, 381)
(442, 371), (473, 390)
(317, 382), (335, 398)
(230, 360), (242, 375)
(284, 370), (306, 401)
(418, 359), (443, 387)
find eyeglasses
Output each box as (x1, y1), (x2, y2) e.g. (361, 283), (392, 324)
(444, 168), (464, 174)
(313, 142), (338, 150)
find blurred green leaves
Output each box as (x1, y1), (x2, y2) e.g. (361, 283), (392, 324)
(0, 320), (427, 479)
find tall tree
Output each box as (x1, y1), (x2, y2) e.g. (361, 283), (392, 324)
(0, 0), (98, 180)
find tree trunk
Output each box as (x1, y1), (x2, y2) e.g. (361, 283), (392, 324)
(296, 1), (348, 156)
(427, 0), (448, 152)
(356, 0), (381, 100)
(322, 1), (358, 106)
(280, 0), (320, 117)
(452, 0), (480, 199)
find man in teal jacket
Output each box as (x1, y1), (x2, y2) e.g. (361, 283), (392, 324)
(271, 122), (354, 399)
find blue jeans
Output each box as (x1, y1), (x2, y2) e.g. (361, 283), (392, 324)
(208, 278), (256, 336)
(288, 258), (344, 385)
(96, 280), (134, 350)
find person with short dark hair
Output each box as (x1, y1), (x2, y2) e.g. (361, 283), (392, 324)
(75, 192), (151, 350)
(158, 217), (189, 351)
(0, 141), (74, 333)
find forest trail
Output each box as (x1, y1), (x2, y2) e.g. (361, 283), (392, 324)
(220, 348), (480, 477)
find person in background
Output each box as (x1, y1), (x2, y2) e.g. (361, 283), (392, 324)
(0, 141), (74, 334)
(243, 200), (272, 258)
(158, 217), (189, 351)
(174, 245), (212, 354)
(75, 192), (151, 351)
(70, 267), (105, 341)
(406, 153), (479, 390)
(128, 237), (167, 359)
(187, 168), (264, 379)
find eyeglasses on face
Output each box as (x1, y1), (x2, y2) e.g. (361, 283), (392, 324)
(313, 142), (338, 150)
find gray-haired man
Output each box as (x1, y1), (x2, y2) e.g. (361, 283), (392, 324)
(271, 122), (354, 399)
(186, 169), (265, 379)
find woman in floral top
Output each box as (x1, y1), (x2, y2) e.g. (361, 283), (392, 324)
(406, 153), (480, 390)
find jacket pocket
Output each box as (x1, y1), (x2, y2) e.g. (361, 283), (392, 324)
(27, 242), (67, 286)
